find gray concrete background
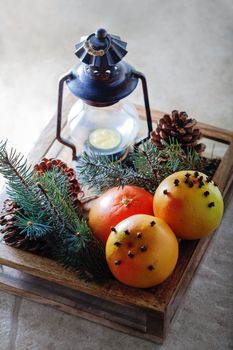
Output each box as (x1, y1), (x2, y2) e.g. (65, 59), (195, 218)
(0, 0), (233, 349)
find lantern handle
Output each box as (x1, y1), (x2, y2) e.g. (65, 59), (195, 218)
(57, 72), (77, 160)
(132, 70), (153, 137)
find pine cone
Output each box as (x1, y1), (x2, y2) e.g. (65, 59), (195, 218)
(34, 158), (84, 210)
(0, 199), (50, 256)
(151, 110), (206, 153)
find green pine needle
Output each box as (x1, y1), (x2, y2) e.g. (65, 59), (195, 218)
(36, 169), (110, 281)
(50, 225), (110, 281)
(76, 140), (211, 194)
(0, 140), (51, 238)
(76, 151), (153, 193)
(16, 214), (51, 239)
(0, 140), (110, 282)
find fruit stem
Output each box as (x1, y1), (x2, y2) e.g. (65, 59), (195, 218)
(120, 196), (133, 206)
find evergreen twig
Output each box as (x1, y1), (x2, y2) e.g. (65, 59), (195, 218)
(76, 151), (152, 193)
(0, 140), (51, 238)
(0, 141), (110, 281)
(76, 140), (215, 194)
(36, 169), (110, 281)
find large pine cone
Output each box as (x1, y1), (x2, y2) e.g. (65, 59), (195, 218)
(34, 158), (83, 211)
(0, 199), (50, 255)
(151, 110), (206, 153)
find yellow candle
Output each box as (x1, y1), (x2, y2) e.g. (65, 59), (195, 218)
(89, 128), (121, 150)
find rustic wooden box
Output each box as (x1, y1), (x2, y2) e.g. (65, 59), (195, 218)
(0, 100), (232, 344)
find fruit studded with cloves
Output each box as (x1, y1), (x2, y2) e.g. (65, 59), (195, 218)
(105, 214), (178, 288)
(153, 170), (224, 240)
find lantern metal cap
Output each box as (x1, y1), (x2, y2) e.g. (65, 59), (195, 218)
(75, 28), (128, 67)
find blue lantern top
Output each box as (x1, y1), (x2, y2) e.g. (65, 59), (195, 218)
(75, 28), (128, 67)
(66, 28), (138, 107)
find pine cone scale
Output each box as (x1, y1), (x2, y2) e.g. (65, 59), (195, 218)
(151, 110), (206, 153)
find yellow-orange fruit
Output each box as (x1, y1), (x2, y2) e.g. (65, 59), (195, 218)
(106, 214), (178, 288)
(153, 170), (224, 240)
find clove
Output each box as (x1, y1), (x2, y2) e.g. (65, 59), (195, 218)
(114, 260), (121, 265)
(128, 251), (134, 258)
(208, 202), (215, 208)
(148, 265), (155, 271)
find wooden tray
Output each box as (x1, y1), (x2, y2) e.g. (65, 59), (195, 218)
(0, 100), (233, 344)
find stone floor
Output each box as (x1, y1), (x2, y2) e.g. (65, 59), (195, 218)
(0, 0), (233, 349)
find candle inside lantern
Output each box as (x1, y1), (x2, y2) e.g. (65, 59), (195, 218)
(88, 128), (121, 151)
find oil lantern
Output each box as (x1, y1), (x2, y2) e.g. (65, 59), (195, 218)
(56, 28), (152, 161)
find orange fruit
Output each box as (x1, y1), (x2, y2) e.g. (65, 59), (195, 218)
(106, 214), (178, 288)
(89, 186), (153, 246)
(153, 170), (224, 239)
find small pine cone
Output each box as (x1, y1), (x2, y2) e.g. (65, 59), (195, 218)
(0, 199), (50, 256)
(34, 158), (84, 211)
(151, 110), (206, 153)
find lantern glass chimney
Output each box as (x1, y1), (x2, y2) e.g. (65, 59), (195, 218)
(67, 98), (139, 158)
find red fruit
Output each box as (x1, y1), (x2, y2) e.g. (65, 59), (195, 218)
(88, 186), (154, 246)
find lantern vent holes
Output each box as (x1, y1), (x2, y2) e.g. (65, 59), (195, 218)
(86, 67), (115, 79)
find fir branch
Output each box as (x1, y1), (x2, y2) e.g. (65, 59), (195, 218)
(36, 168), (110, 281)
(76, 152), (153, 193)
(36, 180), (70, 231)
(160, 141), (202, 172)
(16, 214), (51, 239)
(133, 141), (164, 187)
(0, 140), (33, 193)
(0, 141), (109, 281)
(37, 170), (82, 234)
(76, 140), (210, 194)
(0, 140), (51, 238)
(51, 226), (110, 281)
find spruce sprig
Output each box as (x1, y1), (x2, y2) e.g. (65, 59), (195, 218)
(0, 141), (110, 281)
(76, 140), (208, 194)
(36, 169), (109, 281)
(16, 213), (50, 239)
(51, 229), (109, 281)
(0, 140), (51, 238)
(76, 151), (152, 194)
